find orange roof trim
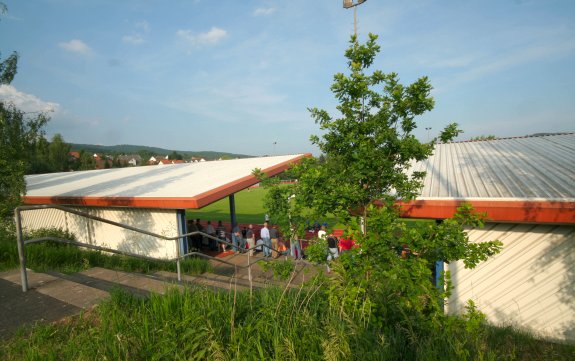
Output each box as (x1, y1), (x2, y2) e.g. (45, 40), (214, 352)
(397, 199), (575, 224)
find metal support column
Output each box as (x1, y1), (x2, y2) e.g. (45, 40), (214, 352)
(14, 208), (29, 292)
(177, 209), (187, 282)
(229, 194), (237, 229)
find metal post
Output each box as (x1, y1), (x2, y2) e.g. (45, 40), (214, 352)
(229, 194), (237, 229)
(14, 208), (28, 292)
(177, 209), (186, 282)
(247, 249), (253, 297)
(354, 6), (357, 36)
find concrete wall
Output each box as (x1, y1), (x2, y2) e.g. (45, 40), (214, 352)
(447, 223), (575, 343)
(20, 206), (181, 260)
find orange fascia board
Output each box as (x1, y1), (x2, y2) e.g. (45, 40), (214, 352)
(191, 153), (310, 208)
(22, 196), (201, 209)
(397, 199), (575, 224)
(22, 154), (311, 210)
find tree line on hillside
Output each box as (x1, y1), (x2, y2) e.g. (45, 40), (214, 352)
(70, 143), (251, 162)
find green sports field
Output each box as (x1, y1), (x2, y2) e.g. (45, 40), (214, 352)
(186, 187), (431, 229)
(185, 187), (339, 227)
(186, 187), (269, 224)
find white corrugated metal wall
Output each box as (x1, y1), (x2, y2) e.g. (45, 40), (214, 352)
(447, 223), (575, 342)
(20, 207), (181, 260)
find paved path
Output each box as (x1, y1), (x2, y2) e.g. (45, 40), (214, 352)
(0, 253), (319, 340)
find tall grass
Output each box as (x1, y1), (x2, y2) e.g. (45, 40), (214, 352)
(2, 282), (573, 360)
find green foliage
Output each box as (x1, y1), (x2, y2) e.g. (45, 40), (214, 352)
(298, 33), (462, 224)
(304, 237), (328, 264)
(258, 259), (295, 280)
(254, 169), (297, 233)
(3, 285), (573, 360)
(47, 133), (71, 172)
(470, 134), (497, 141)
(0, 51), (17, 84)
(77, 149), (96, 170)
(70, 143), (251, 161)
(1, 36), (51, 219)
(275, 34), (501, 332)
(0, 226), (210, 274)
(321, 204), (502, 329)
(169, 150), (183, 160)
(0, 100), (49, 219)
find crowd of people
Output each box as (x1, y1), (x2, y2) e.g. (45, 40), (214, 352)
(185, 219), (356, 263)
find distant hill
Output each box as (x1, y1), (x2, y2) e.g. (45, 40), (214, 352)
(69, 143), (252, 161)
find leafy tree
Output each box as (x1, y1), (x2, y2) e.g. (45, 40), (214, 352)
(297, 34), (462, 230)
(28, 136), (51, 174)
(470, 134), (497, 141)
(262, 34), (502, 327)
(77, 150), (96, 170)
(169, 151), (183, 161)
(1, 51), (49, 219)
(138, 149), (154, 164)
(48, 133), (71, 172)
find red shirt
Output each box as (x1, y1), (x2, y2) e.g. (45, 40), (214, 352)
(339, 237), (354, 251)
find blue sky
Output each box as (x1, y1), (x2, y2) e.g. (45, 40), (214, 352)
(1, 0), (573, 156)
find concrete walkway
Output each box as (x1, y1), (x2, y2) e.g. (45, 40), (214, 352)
(0, 253), (319, 340)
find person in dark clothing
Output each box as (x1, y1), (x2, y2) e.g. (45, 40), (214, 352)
(187, 220), (198, 251)
(216, 220), (227, 252)
(327, 234), (339, 273)
(269, 225), (280, 258)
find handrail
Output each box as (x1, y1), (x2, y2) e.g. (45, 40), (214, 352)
(14, 204), (283, 292)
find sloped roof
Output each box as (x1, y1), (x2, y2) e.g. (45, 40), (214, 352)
(24, 154), (309, 209)
(400, 133), (575, 224)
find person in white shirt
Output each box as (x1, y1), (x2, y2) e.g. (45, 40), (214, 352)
(318, 225), (327, 240)
(260, 222), (271, 257)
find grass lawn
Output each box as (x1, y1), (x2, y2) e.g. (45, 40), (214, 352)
(186, 187), (269, 224)
(186, 187), (340, 227)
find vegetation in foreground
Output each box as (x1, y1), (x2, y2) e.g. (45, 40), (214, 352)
(1, 285), (573, 360)
(0, 226), (211, 275)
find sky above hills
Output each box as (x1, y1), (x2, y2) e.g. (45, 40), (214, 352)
(1, 0), (573, 156)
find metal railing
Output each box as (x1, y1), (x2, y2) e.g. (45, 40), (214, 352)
(14, 204), (282, 292)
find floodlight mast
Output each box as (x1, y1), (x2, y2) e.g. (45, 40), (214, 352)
(343, 0), (367, 36)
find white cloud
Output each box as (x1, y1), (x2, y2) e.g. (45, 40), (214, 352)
(253, 7), (276, 16)
(176, 27), (227, 45)
(0, 85), (60, 113)
(58, 39), (91, 55)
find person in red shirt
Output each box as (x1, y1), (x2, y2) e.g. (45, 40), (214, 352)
(339, 236), (354, 252)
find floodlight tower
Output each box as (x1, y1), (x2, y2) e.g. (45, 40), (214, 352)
(343, 0), (368, 36)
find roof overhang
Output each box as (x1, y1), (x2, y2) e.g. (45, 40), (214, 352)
(23, 154), (310, 209)
(397, 198), (575, 224)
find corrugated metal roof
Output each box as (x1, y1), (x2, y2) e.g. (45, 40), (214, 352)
(411, 133), (575, 201)
(24, 154), (308, 209)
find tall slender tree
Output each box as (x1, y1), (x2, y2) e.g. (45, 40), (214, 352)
(48, 134), (71, 172)
(296, 33), (462, 230)
(0, 5), (50, 219)
(270, 34), (502, 326)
